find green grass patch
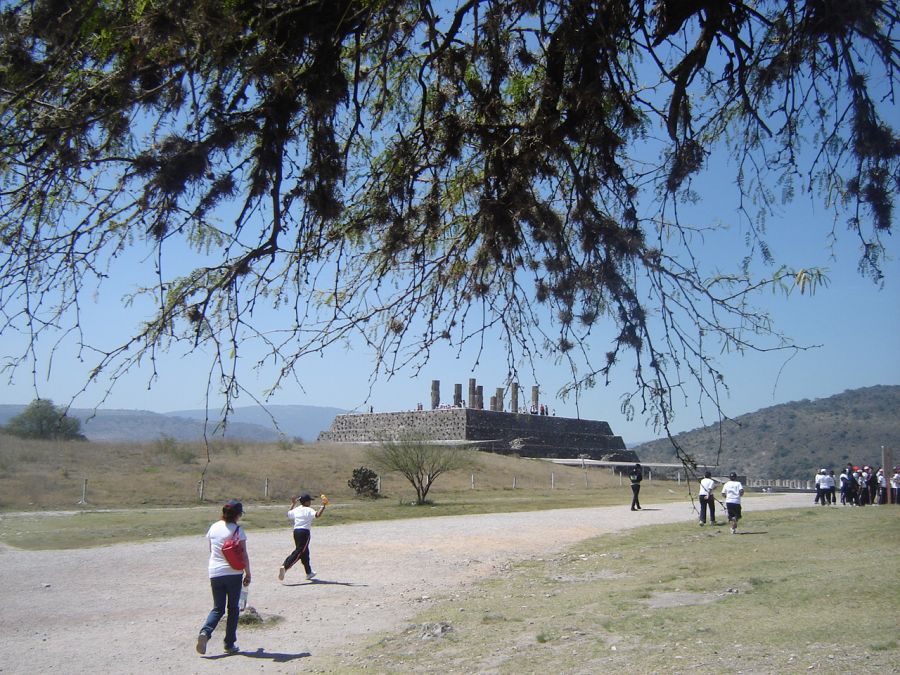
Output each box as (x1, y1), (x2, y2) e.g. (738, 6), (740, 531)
(328, 506), (900, 673)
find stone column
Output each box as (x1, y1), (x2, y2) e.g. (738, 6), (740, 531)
(531, 385), (539, 411)
(453, 383), (463, 407)
(489, 395), (497, 412)
(495, 387), (504, 412)
(511, 383), (519, 413)
(431, 380), (440, 409)
(476, 385), (484, 409)
(468, 378), (477, 409)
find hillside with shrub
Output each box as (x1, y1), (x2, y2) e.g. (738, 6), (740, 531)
(631, 386), (900, 480)
(0, 433), (623, 511)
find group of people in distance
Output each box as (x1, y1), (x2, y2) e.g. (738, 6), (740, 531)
(195, 493), (328, 656)
(817, 464), (900, 506)
(696, 470), (745, 534)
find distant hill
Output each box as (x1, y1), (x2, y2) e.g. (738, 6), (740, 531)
(0, 404), (348, 443)
(166, 404), (348, 442)
(631, 385), (900, 479)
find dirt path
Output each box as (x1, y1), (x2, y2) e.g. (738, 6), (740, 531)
(1, 493), (810, 673)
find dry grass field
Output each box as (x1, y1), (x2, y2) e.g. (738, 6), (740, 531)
(0, 432), (682, 549)
(0, 433), (636, 508)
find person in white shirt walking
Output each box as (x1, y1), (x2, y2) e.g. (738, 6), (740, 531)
(278, 493), (326, 581)
(813, 469), (826, 505)
(876, 469), (887, 504)
(698, 471), (717, 526)
(721, 473), (744, 534)
(197, 499), (251, 656)
(820, 469), (836, 505)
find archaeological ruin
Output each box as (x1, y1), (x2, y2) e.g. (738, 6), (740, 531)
(317, 378), (638, 462)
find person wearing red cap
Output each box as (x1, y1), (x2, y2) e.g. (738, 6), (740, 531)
(196, 499), (251, 656)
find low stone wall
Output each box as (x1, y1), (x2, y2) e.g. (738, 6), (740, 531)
(317, 408), (638, 462)
(318, 409), (469, 442)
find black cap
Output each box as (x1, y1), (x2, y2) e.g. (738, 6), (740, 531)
(299, 493), (312, 502)
(729, 472), (738, 480)
(223, 499), (243, 514)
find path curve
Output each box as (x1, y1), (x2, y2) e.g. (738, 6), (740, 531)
(1, 493), (810, 673)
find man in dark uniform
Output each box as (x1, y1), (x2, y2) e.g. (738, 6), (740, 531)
(629, 463), (643, 511)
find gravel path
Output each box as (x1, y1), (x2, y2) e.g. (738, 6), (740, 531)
(1, 493), (810, 673)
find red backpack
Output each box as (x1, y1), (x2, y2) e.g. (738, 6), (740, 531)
(221, 526), (246, 570)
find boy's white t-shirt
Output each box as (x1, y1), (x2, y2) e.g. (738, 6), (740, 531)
(288, 505), (317, 529)
(721, 480), (743, 504)
(699, 477), (715, 496)
(206, 520), (246, 578)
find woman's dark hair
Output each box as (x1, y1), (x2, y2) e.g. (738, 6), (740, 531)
(222, 499), (243, 523)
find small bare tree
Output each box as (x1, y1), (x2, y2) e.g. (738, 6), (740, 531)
(367, 434), (476, 505)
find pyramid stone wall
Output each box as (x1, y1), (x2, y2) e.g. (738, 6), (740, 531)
(317, 408), (636, 462)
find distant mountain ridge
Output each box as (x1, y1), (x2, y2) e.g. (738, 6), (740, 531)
(0, 404), (348, 443)
(2, 386), (897, 469)
(631, 385), (900, 480)
(166, 404), (348, 442)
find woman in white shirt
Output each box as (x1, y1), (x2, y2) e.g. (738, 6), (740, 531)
(196, 499), (251, 656)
